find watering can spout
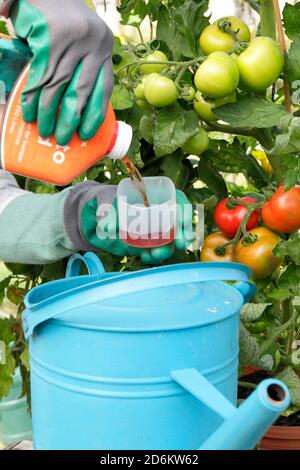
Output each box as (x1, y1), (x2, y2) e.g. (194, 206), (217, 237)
(200, 379), (290, 450)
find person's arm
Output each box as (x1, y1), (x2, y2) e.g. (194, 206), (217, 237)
(0, 171), (193, 265)
(0, 170), (75, 264)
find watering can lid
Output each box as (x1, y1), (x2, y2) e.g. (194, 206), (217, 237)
(23, 253), (256, 338)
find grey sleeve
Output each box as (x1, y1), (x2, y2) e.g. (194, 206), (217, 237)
(0, 0), (15, 16)
(0, 170), (76, 264)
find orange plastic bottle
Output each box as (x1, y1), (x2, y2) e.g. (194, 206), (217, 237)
(0, 63), (132, 186)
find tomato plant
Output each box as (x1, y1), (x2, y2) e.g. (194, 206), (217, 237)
(262, 186), (300, 233)
(237, 37), (284, 92)
(200, 232), (235, 263)
(193, 91), (236, 121)
(236, 227), (283, 279)
(214, 197), (260, 238)
(199, 16), (250, 55)
(182, 128), (209, 155)
(194, 51), (240, 98)
(1, 0), (300, 418)
(143, 73), (178, 107)
(140, 50), (168, 75)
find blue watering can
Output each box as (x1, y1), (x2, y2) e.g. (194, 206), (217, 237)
(23, 253), (290, 450)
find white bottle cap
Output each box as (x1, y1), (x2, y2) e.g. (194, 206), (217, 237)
(106, 121), (133, 160)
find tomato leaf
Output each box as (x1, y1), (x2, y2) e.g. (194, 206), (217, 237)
(204, 139), (270, 188)
(197, 157), (228, 200)
(0, 340), (15, 400)
(139, 115), (154, 144)
(215, 96), (288, 128)
(160, 151), (190, 190)
(276, 366), (300, 407)
(111, 86), (133, 110)
(258, 354), (274, 371)
(0, 317), (15, 345)
(117, 0), (148, 27)
(154, 103), (199, 157)
(240, 303), (270, 323)
(239, 323), (260, 368)
(274, 237), (300, 266)
(147, 0), (161, 21)
(267, 289), (293, 301)
(20, 347), (30, 372)
(0, 20), (8, 35)
(157, 1), (209, 59)
(25, 179), (57, 194)
(285, 37), (300, 88)
(278, 265), (300, 291)
(283, 2), (300, 41)
(0, 276), (11, 305)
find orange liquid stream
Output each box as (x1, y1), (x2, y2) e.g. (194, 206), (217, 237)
(122, 156), (150, 207)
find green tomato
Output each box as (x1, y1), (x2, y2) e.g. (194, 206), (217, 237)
(134, 76), (147, 100)
(237, 37), (284, 91)
(193, 91), (236, 121)
(182, 128), (209, 155)
(199, 16), (250, 55)
(182, 86), (196, 102)
(144, 73), (178, 107)
(194, 52), (239, 98)
(140, 51), (168, 75)
(136, 98), (151, 110)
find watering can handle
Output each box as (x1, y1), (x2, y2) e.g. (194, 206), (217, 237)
(23, 256), (256, 339)
(66, 253), (105, 278)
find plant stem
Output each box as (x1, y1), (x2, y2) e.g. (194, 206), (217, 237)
(137, 25), (144, 44)
(272, 0), (292, 113)
(245, 0), (260, 14)
(116, 56), (206, 77)
(238, 381), (257, 390)
(150, 20), (153, 41)
(259, 0), (276, 40)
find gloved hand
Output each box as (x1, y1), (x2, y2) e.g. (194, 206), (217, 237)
(10, 0), (114, 145)
(73, 184), (194, 265)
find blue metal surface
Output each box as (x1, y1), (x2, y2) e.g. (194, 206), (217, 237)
(23, 253), (289, 450)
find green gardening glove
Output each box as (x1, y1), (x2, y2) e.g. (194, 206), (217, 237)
(10, 0), (114, 145)
(73, 185), (194, 265)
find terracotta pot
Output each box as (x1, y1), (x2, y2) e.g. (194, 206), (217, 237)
(243, 366), (260, 376)
(259, 425), (300, 450)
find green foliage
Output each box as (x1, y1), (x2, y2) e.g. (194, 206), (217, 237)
(118, 0), (148, 27)
(157, 1), (209, 59)
(276, 367), (300, 407)
(0, 20), (8, 35)
(204, 138), (270, 188)
(153, 104), (199, 157)
(215, 96), (288, 128)
(111, 86), (133, 110)
(283, 2), (300, 41)
(274, 237), (300, 266)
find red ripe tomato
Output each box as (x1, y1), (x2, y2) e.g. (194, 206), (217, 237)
(214, 197), (260, 238)
(262, 186), (300, 233)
